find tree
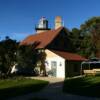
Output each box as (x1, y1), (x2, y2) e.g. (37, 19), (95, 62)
(16, 45), (38, 75)
(78, 36), (95, 58)
(0, 36), (46, 76)
(80, 17), (100, 58)
(69, 28), (81, 52)
(0, 36), (18, 75)
(37, 49), (47, 76)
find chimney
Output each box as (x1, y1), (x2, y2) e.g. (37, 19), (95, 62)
(35, 17), (50, 33)
(55, 16), (62, 29)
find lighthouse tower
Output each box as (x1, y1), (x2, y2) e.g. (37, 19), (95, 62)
(35, 17), (50, 33)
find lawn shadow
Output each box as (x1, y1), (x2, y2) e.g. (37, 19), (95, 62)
(0, 78), (48, 100)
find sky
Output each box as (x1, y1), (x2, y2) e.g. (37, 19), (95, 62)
(0, 0), (100, 41)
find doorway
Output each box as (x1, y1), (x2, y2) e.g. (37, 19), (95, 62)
(51, 61), (57, 77)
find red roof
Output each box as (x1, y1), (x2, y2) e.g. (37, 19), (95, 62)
(52, 50), (86, 61)
(20, 27), (64, 48)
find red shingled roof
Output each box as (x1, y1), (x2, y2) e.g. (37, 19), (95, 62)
(52, 50), (86, 61)
(20, 27), (64, 48)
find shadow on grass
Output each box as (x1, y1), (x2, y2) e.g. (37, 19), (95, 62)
(63, 76), (100, 97)
(29, 97), (47, 100)
(0, 78), (48, 100)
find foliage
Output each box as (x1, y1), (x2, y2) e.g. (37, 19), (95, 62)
(80, 17), (100, 58)
(78, 36), (95, 58)
(63, 76), (100, 97)
(0, 36), (39, 76)
(0, 36), (45, 76)
(69, 17), (100, 58)
(0, 77), (48, 99)
(0, 37), (18, 75)
(36, 49), (47, 76)
(69, 28), (81, 52)
(16, 45), (38, 75)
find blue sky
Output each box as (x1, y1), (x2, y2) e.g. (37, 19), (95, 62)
(0, 0), (100, 41)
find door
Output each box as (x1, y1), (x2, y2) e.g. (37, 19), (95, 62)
(51, 61), (57, 77)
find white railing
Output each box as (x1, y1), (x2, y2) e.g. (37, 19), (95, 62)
(83, 69), (100, 76)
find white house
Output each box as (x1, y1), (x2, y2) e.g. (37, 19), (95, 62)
(20, 16), (86, 78)
(45, 49), (85, 78)
(45, 49), (65, 78)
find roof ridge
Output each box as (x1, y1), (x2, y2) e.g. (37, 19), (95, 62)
(20, 27), (64, 46)
(34, 26), (64, 36)
(22, 27), (63, 39)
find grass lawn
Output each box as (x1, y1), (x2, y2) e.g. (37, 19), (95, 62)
(0, 77), (48, 100)
(63, 76), (100, 97)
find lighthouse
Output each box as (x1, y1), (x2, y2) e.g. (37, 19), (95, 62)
(35, 17), (50, 33)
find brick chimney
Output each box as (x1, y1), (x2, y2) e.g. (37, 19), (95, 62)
(55, 16), (62, 29)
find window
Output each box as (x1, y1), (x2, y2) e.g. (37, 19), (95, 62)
(51, 61), (57, 76)
(38, 49), (44, 53)
(59, 62), (62, 66)
(51, 61), (57, 68)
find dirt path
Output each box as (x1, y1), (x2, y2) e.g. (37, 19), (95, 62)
(8, 77), (100, 100)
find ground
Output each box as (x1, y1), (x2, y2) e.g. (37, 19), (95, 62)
(8, 76), (100, 100)
(63, 76), (100, 97)
(0, 77), (48, 100)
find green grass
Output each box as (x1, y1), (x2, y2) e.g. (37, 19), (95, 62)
(0, 77), (48, 100)
(63, 76), (100, 97)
